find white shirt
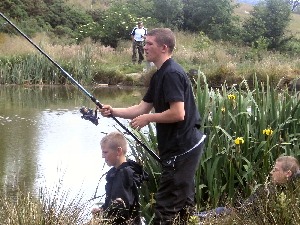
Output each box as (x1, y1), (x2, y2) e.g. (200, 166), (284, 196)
(131, 27), (147, 42)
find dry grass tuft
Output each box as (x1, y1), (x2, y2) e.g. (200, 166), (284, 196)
(0, 33), (35, 55)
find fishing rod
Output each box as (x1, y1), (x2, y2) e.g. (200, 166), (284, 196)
(0, 12), (161, 163)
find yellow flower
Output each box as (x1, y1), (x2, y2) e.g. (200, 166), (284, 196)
(221, 107), (226, 112)
(234, 137), (244, 145)
(228, 94), (236, 100)
(263, 128), (273, 136)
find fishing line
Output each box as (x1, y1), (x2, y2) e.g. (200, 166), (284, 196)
(0, 12), (161, 163)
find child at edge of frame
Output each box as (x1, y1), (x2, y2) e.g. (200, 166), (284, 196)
(90, 131), (149, 225)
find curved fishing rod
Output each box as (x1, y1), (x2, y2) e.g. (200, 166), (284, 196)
(0, 12), (161, 163)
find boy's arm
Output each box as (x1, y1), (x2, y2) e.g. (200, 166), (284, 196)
(100, 101), (153, 119)
(130, 101), (184, 129)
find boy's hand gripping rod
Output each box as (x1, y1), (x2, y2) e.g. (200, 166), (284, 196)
(0, 12), (161, 163)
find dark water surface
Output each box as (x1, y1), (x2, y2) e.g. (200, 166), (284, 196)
(0, 85), (145, 212)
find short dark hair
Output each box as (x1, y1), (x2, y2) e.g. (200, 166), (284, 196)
(147, 28), (176, 53)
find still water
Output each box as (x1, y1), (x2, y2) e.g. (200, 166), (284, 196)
(0, 85), (146, 214)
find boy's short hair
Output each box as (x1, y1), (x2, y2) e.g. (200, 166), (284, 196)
(147, 28), (176, 53)
(101, 131), (128, 154)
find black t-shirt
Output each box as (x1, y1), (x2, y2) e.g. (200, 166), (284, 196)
(143, 58), (203, 160)
(102, 160), (148, 224)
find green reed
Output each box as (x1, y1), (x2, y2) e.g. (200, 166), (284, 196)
(195, 72), (300, 209)
(0, 45), (130, 85)
(0, 54), (60, 84)
(129, 72), (300, 223)
(127, 125), (160, 223)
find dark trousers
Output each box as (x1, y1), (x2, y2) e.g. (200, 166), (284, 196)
(132, 41), (144, 63)
(153, 142), (204, 225)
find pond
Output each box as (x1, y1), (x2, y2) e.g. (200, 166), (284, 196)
(0, 85), (146, 215)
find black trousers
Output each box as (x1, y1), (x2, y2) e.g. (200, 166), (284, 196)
(153, 142), (204, 225)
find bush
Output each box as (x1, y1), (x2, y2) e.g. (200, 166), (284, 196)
(242, 0), (292, 49)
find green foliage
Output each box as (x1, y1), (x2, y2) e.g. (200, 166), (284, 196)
(230, 181), (300, 225)
(278, 36), (300, 54)
(242, 0), (292, 49)
(199, 182), (300, 224)
(127, 125), (160, 223)
(152, 0), (184, 28)
(182, 0), (240, 41)
(0, 54), (61, 84)
(0, 0), (28, 18)
(44, 0), (93, 36)
(243, 36), (270, 61)
(195, 72), (300, 209)
(124, 0), (155, 19)
(0, 0), (93, 38)
(77, 2), (155, 48)
(98, 5), (136, 48)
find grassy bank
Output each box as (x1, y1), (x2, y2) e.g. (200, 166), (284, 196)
(0, 31), (299, 87)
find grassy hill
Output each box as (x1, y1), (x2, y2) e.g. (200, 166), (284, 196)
(235, 2), (300, 37)
(234, 2), (254, 20)
(290, 13), (300, 37)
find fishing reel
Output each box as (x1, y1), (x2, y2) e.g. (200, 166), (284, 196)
(80, 106), (99, 126)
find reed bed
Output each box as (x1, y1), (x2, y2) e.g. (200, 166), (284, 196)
(129, 73), (300, 224)
(196, 72), (300, 207)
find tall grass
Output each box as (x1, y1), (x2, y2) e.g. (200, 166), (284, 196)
(196, 72), (300, 208)
(0, 185), (91, 225)
(129, 73), (300, 224)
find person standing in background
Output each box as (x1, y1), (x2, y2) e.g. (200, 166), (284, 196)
(131, 21), (147, 64)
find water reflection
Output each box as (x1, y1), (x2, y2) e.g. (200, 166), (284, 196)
(0, 85), (145, 208)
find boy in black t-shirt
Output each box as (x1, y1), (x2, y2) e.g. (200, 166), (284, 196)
(91, 131), (148, 225)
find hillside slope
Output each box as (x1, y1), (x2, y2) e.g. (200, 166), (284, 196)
(235, 2), (300, 37)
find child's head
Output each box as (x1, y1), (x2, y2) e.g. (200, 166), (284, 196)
(100, 131), (127, 168)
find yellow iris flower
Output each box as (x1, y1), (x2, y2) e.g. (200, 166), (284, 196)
(263, 128), (273, 136)
(228, 94), (236, 100)
(234, 137), (244, 145)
